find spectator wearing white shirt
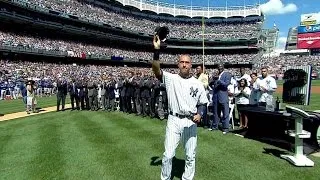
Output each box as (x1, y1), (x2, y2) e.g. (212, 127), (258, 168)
(234, 79), (251, 129)
(195, 65), (209, 127)
(230, 75), (238, 88)
(249, 73), (261, 105)
(258, 67), (277, 107)
(227, 81), (235, 104)
(195, 65), (209, 89)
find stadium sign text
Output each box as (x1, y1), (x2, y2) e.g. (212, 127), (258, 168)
(300, 13), (320, 26)
(298, 24), (320, 34)
(297, 32), (320, 49)
(301, 20), (317, 26)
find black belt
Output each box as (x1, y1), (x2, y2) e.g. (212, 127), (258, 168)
(169, 111), (194, 119)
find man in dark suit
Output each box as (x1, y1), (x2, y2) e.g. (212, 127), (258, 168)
(150, 76), (160, 118)
(140, 76), (152, 117)
(157, 82), (167, 120)
(88, 81), (98, 111)
(119, 78), (126, 112)
(93, 82), (99, 110)
(79, 80), (89, 110)
(125, 73), (134, 113)
(133, 75), (141, 115)
(101, 82), (107, 110)
(209, 64), (231, 134)
(68, 79), (80, 110)
(106, 79), (116, 111)
(56, 79), (68, 111)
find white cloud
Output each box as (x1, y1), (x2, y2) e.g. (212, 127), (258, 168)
(276, 36), (287, 50)
(260, 0), (298, 15)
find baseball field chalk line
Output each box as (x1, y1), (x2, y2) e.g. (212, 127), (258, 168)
(0, 104), (71, 122)
(234, 134), (244, 138)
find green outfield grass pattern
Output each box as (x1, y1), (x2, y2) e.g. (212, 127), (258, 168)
(0, 111), (319, 180)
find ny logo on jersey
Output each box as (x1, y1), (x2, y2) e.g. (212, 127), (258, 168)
(190, 87), (198, 98)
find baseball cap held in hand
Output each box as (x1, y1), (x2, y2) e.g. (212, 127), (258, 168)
(155, 26), (169, 42)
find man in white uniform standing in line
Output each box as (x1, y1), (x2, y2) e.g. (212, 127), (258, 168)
(152, 35), (208, 180)
(258, 67), (277, 106)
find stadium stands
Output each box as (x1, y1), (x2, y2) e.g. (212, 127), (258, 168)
(18, 0), (262, 40)
(258, 55), (320, 75)
(0, 30), (258, 64)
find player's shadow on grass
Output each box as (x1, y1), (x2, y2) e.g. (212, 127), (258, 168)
(150, 156), (185, 180)
(263, 148), (289, 158)
(37, 107), (46, 112)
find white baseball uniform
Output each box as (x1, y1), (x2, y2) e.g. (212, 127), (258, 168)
(161, 71), (208, 180)
(258, 75), (277, 103)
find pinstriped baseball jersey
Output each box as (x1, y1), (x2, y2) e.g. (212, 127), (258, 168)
(162, 71), (208, 115)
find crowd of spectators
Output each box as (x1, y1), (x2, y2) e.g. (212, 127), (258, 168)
(1, 54), (320, 91)
(2, 29), (320, 77)
(0, 31), (150, 59)
(17, 0), (262, 40)
(0, 30), (258, 64)
(1, 52), (320, 101)
(257, 55), (320, 75)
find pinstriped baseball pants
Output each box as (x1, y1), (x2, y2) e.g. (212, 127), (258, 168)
(161, 115), (197, 180)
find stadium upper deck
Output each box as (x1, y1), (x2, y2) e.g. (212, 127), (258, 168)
(113, 0), (261, 18)
(14, 0), (264, 41)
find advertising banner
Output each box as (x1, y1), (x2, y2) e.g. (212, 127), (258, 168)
(300, 13), (320, 26)
(67, 51), (86, 59)
(297, 24), (320, 34)
(297, 32), (320, 49)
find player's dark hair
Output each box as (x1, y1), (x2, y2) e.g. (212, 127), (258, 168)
(238, 78), (248, 87)
(250, 72), (257, 77)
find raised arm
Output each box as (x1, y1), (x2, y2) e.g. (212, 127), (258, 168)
(152, 35), (162, 79)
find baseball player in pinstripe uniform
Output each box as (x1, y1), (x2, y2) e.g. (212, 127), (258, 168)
(152, 35), (208, 180)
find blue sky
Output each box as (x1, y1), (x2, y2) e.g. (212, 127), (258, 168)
(159, 0), (320, 49)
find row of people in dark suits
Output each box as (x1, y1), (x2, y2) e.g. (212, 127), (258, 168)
(56, 79), (116, 111)
(117, 75), (168, 118)
(55, 76), (169, 119)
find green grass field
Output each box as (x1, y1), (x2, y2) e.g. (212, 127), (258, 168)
(1, 111), (320, 180)
(1, 83), (320, 180)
